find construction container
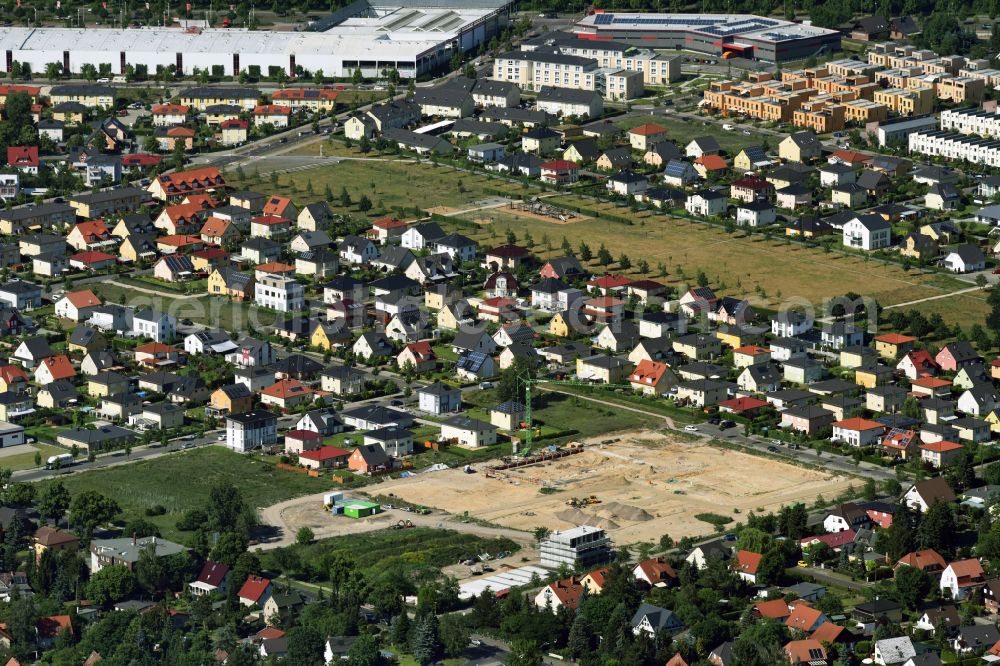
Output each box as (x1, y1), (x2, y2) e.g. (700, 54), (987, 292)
(324, 491), (344, 506)
(330, 505), (344, 515)
(342, 501), (382, 519)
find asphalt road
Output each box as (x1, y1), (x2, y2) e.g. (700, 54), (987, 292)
(690, 421), (896, 482)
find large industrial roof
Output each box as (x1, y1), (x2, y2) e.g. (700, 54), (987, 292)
(0, 2), (510, 59)
(575, 12), (838, 43)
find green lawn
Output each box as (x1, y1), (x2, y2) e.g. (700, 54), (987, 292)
(613, 114), (763, 154)
(87, 283), (278, 333)
(464, 389), (662, 440)
(1, 443), (65, 471)
(258, 526), (519, 582)
(41, 447), (334, 541)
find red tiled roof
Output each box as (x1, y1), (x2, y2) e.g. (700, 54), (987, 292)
(629, 359), (669, 386)
(832, 417), (886, 431)
(735, 550), (762, 575)
(299, 445), (350, 461)
(719, 396), (769, 413)
(629, 123), (667, 136)
(71, 250), (116, 264)
(7, 146), (38, 167)
(38, 355), (75, 380)
(237, 575), (271, 603)
(896, 549), (946, 571)
(261, 378), (314, 400)
(694, 154), (727, 170)
(875, 332), (917, 345)
(64, 289), (102, 309)
(754, 598), (790, 619)
(122, 153), (161, 167)
(152, 104), (189, 114)
(920, 440), (963, 453)
(541, 159), (579, 171)
(284, 430), (322, 441)
(272, 88), (339, 101)
(251, 215), (290, 226)
(588, 274), (632, 289)
(800, 530), (856, 549)
(253, 104), (291, 115)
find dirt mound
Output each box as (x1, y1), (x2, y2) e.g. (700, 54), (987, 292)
(554, 508), (620, 530)
(600, 501), (653, 522)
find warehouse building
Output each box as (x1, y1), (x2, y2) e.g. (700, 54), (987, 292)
(573, 12), (840, 63)
(0, 0), (512, 79)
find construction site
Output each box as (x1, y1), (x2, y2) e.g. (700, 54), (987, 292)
(372, 430), (855, 544)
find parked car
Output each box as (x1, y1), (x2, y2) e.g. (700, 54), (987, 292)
(684, 425), (698, 432)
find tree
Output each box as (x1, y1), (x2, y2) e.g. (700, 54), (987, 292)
(862, 478), (878, 501)
(348, 634), (382, 666)
(81, 63), (97, 81)
(882, 512), (914, 561)
(411, 612), (442, 666)
(505, 640), (543, 666)
(87, 564), (135, 606)
(38, 481), (71, 524)
(135, 543), (167, 596)
(286, 625), (325, 666)
(618, 254), (631, 270)
(390, 612), (412, 647)
(894, 565), (930, 608)
(69, 491), (120, 540)
(358, 195), (372, 213)
(45, 62), (61, 82)
(439, 614), (470, 658)
(697, 270), (709, 288)
(579, 242), (592, 262)
(296, 526), (315, 545)
(567, 613), (592, 658)
(754, 548), (785, 586)
(352, 68), (363, 85)
(917, 500), (953, 551)
(597, 245), (612, 266)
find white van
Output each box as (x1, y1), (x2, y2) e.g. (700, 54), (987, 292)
(112, 75), (127, 84)
(722, 123), (735, 131)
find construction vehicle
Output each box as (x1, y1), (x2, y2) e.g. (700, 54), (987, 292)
(391, 519), (414, 529)
(514, 372), (639, 456)
(565, 495), (601, 508)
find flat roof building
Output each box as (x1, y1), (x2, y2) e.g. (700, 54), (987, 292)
(573, 12), (840, 62)
(540, 525), (613, 569)
(0, 0), (512, 79)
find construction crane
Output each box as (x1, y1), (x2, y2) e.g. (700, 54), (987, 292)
(515, 372), (632, 456)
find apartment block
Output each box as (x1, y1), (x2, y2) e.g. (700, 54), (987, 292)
(940, 107), (1000, 138)
(793, 99), (845, 133)
(909, 129), (1000, 167)
(874, 86), (934, 116)
(936, 76), (985, 103)
(843, 98), (887, 124)
(960, 68), (1000, 88)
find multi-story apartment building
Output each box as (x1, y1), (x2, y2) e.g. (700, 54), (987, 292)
(521, 31), (682, 85)
(843, 98), (888, 124)
(941, 107), (1000, 137)
(936, 76), (985, 103)
(874, 86), (934, 116)
(492, 47), (645, 99)
(793, 99), (846, 133)
(909, 129), (1000, 167)
(254, 274), (304, 312)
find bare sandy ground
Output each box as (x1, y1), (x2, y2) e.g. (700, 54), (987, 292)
(372, 430), (854, 544)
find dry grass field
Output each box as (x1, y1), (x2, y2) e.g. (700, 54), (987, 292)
(372, 431), (854, 544)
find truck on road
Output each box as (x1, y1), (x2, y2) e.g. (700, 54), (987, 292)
(45, 453), (74, 470)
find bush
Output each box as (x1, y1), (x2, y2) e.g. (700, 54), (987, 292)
(145, 504), (167, 516)
(175, 508), (207, 531)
